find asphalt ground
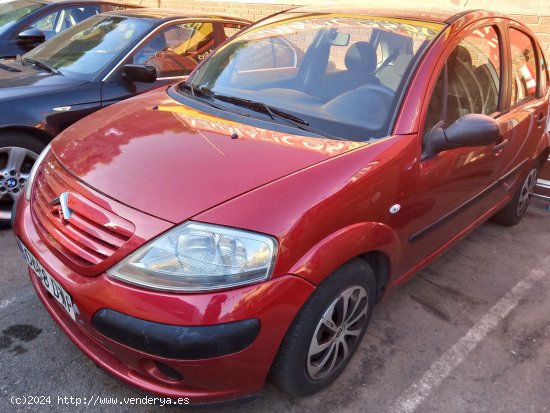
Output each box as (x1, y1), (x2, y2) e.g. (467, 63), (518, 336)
(1, 199), (549, 413)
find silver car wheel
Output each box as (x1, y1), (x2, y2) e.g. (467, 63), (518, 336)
(0, 146), (38, 221)
(306, 285), (368, 380)
(516, 168), (537, 217)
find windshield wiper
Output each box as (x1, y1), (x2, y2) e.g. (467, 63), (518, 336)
(179, 83), (252, 118)
(0, 62), (20, 72)
(24, 57), (62, 76)
(213, 94), (307, 123)
(212, 94), (344, 140)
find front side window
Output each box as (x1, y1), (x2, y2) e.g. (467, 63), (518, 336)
(30, 5), (101, 40)
(24, 15), (152, 79)
(0, 0), (43, 34)
(180, 14), (444, 141)
(133, 22), (215, 78)
(509, 28), (538, 106)
(423, 26), (501, 150)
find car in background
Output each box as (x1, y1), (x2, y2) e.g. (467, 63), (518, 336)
(13, 6), (549, 404)
(0, 0), (139, 58)
(0, 8), (250, 225)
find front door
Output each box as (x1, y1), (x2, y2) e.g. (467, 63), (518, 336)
(399, 23), (507, 274)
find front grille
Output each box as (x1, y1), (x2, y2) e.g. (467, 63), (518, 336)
(30, 156), (135, 271)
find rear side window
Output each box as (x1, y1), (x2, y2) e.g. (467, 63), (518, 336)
(509, 28), (538, 106)
(422, 26), (502, 150)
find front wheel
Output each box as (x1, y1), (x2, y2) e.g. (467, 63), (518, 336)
(270, 259), (376, 396)
(0, 133), (45, 228)
(492, 166), (538, 226)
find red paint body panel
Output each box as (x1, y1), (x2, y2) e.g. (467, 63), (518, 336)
(15, 200), (314, 403)
(51, 91), (366, 224)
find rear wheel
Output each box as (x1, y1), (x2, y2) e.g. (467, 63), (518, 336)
(492, 166), (538, 226)
(270, 259), (376, 396)
(0, 133), (45, 228)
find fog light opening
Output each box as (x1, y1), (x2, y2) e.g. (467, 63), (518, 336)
(140, 359), (184, 383)
(155, 361), (183, 382)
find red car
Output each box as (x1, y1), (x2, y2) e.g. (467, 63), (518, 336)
(13, 6), (550, 404)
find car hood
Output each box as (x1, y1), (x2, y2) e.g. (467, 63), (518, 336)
(0, 60), (86, 99)
(52, 88), (368, 223)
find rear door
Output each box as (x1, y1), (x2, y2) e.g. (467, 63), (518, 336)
(494, 22), (550, 200)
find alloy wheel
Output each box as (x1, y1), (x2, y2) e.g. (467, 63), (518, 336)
(516, 168), (537, 217)
(306, 285), (369, 380)
(0, 146), (38, 221)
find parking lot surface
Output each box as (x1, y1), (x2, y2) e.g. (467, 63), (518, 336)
(1, 200), (549, 413)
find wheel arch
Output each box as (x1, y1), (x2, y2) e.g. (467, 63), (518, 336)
(359, 250), (391, 301)
(536, 140), (549, 168)
(534, 130), (550, 165)
(0, 126), (54, 147)
(288, 221), (400, 300)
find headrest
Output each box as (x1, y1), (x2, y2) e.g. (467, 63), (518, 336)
(345, 41), (377, 73)
(450, 45), (472, 66)
(392, 54), (414, 77)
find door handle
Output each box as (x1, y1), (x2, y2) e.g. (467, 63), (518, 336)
(492, 139), (509, 154)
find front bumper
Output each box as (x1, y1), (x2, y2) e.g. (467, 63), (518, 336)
(14, 199), (315, 404)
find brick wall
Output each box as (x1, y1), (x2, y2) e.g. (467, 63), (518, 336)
(135, 0), (288, 21)
(130, 0), (550, 56)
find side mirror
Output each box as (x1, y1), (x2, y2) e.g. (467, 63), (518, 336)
(428, 114), (501, 156)
(17, 28), (46, 45)
(123, 64), (157, 83)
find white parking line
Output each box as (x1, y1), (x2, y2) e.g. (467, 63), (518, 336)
(393, 267), (547, 413)
(0, 296), (17, 310)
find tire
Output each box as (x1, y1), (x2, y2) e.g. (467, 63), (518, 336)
(269, 258), (376, 397)
(492, 164), (539, 227)
(0, 132), (46, 228)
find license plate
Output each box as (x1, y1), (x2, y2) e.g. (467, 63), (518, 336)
(17, 239), (76, 321)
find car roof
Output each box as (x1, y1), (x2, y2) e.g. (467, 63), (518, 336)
(285, 5), (505, 24)
(103, 7), (251, 23)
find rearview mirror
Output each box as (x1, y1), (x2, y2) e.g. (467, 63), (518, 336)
(123, 64), (157, 83)
(17, 28), (45, 45)
(329, 31), (350, 47)
(428, 114), (501, 156)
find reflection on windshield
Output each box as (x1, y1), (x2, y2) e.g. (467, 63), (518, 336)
(184, 14), (444, 142)
(24, 15), (152, 80)
(157, 103), (367, 156)
(0, 0), (43, 33)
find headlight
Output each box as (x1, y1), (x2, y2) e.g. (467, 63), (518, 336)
(25, 144), (51, 201)
(107, 222), (278, 292)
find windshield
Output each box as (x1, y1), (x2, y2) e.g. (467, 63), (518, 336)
(0, 0), (43, 34)
(24, 15), (153, 80)
(182, 14), (444, 141)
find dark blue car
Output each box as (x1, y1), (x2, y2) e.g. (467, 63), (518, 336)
(0, 0), (139, 58)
